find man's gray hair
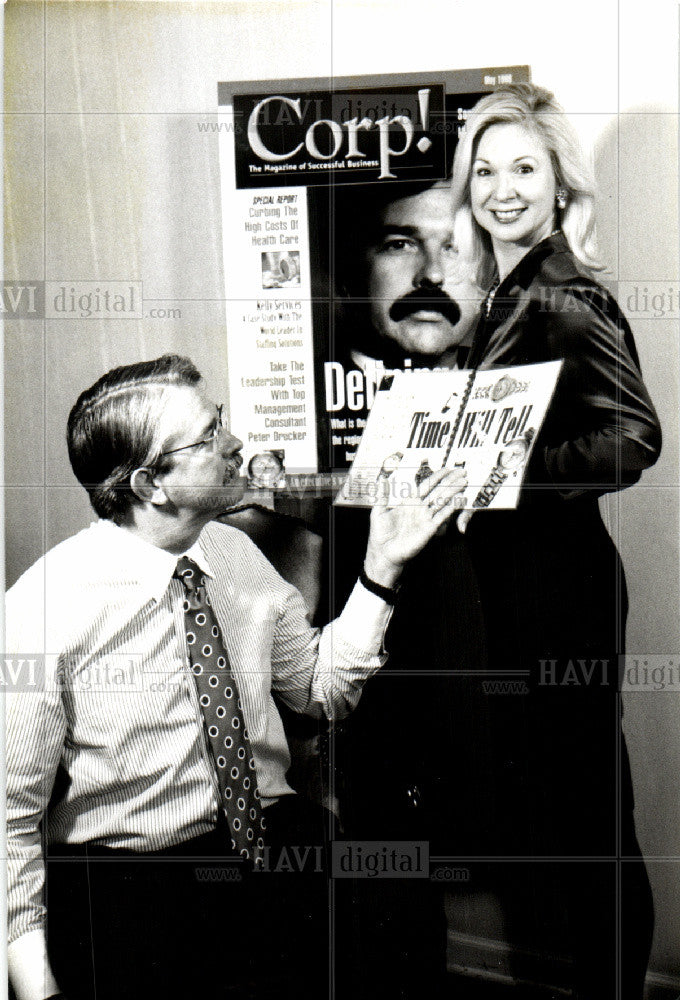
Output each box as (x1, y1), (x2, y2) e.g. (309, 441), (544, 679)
(67, 354), (201, 521)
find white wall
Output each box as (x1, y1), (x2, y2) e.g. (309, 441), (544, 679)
(4, 0), (679, 983)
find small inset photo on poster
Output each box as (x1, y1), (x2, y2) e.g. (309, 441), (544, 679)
(247, 449), (286, 489)
(261, 251), (300, 289)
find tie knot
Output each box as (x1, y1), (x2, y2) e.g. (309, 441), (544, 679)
(174, 556), (203, 594)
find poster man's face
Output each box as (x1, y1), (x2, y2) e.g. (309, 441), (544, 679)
(364, 186), (480, 357)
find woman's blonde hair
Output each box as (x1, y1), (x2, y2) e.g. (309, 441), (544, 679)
(451, 82), (602, 288)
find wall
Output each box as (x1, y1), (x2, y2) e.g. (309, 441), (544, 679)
(4, 0), (679, 986)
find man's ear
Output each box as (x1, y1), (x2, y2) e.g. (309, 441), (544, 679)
(130, 467), (168, 506)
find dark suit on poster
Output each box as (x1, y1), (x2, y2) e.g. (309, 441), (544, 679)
(333, 233), (661, 1000)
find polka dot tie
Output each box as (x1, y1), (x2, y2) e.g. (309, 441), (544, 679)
(174, 556), (265, 866)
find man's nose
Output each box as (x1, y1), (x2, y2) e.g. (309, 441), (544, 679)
(220, 430), (243, 457)
(414, 247), (445, 288)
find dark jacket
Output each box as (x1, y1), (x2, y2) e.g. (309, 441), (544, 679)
(468, 232), (661, 501)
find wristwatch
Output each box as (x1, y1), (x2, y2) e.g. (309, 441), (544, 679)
(359, 567), (400, 605)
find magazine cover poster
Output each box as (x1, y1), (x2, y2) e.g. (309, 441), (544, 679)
(217, 67), (530, 478)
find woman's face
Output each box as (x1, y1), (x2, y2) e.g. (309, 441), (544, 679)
(470, 122), (558, 252)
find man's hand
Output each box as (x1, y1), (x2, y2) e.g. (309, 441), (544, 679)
(364, 468), (467, 588)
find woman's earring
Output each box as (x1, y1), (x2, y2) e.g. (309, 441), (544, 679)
(556, 188), (567, 210)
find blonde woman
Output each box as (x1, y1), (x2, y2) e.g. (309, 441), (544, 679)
(450, 83), (660, 1000)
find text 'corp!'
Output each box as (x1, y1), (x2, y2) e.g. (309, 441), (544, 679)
(246, 90), (434, 181)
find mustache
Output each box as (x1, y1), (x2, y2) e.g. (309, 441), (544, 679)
(225, 453), (243, 475)
(389, 287), (461, 326)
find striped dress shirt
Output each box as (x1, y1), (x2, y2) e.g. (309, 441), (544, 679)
(5, 518), (391, 983)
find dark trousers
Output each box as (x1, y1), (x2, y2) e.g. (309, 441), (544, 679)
(332, 833), (654, 1000)
(332, 728), (653, 1000)
(46, 797), (332, 1000)
(334, 876), (449, 1000)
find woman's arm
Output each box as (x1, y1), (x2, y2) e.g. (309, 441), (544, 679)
(531, 284), (662, 500)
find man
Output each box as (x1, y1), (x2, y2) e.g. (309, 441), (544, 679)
(334, 178), (480, 366)
(323, 179), (482, 468)
(5, 355), (465, 1000)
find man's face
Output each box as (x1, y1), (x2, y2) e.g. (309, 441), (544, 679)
(155, 384), (245, 515)
(364, 186), (480, 357)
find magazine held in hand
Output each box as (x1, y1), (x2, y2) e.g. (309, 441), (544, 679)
(336, 361), (562, 510)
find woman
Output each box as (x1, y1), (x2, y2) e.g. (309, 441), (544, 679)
(450, 84), (661, 1000)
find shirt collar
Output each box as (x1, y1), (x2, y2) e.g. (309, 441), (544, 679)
(185, 536), (214, 580)
(94, 520), (215, 604)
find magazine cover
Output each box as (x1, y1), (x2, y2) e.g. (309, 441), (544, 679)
(216, 67), (530, 482)
(336, 360), (562, 509)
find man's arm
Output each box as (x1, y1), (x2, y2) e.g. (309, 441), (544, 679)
(6, 577), (67, 1000)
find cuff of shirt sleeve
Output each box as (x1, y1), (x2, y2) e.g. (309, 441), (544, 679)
(8, 928), (60, 1000)
(335, 578), (394, 653)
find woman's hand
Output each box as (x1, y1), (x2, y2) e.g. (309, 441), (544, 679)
(364, 468), (467, 588)
(457, 508), (476, 533)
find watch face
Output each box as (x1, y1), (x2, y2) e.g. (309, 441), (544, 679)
(247, 451), (285, 488)
(498, 437), (528, 470)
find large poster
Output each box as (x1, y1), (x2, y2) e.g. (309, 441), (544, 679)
(217, 67), (530, 482)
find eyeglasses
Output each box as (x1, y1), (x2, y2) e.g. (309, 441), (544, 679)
(159, 404), (228, 458)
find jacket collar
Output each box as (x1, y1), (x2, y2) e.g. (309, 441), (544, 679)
(497, 231), (569, 295)
(469, 233), (569, 370)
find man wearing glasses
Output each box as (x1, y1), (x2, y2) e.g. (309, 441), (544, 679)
(6, 355), (465, 1000)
